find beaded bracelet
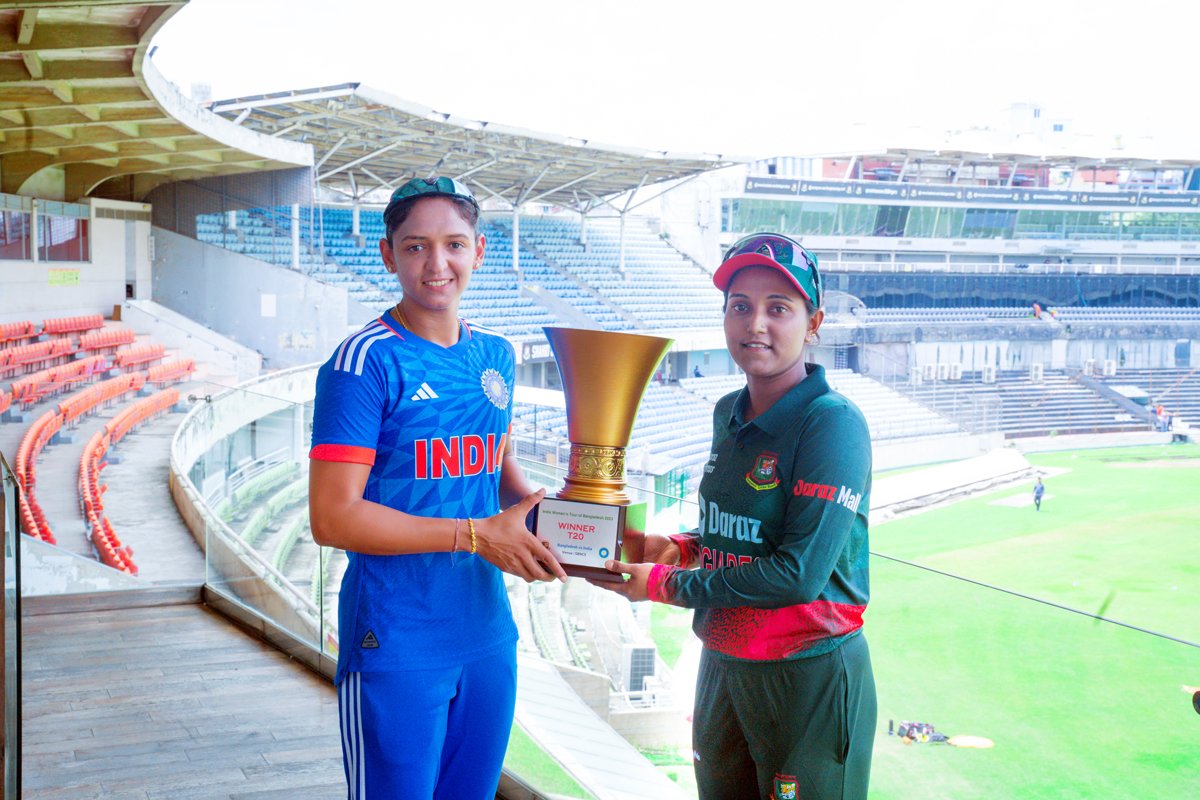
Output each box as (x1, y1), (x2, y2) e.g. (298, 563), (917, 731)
(467, 517), (477, 554)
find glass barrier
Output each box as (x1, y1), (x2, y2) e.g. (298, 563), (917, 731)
(1, 452), (20, 799)
(182, 379), (330, 660)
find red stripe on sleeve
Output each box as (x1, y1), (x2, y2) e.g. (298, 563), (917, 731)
(647, 564), (680, 605)
(309, 444), (376, 465)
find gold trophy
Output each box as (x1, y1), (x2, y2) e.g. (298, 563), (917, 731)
(533, 327), (674, 581)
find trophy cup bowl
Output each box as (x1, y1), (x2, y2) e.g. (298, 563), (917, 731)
(534, 327), (674, 580)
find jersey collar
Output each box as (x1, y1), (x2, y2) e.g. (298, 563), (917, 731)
(377, 315), (471, 352)
(728, 363), (830, 435)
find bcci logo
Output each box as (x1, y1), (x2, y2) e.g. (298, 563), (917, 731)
(745, 452), (780, 491)
(481, 368), (509, 409)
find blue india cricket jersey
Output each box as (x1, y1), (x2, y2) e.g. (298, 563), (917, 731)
(310, 315), (519, 683)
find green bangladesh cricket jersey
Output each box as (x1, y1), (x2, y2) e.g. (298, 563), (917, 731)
(648, 363), (871, 660)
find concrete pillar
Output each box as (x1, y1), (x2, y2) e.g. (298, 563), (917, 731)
(290, 203), (300, 271)
(618, 212), (626, 277)
(30, 199), (39, 263)
(511, 207), (521, 280)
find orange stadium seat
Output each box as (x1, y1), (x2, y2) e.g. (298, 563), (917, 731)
(11, 354), (109, 407)
(78, 328), (136, 352)
(41, 314), (104, 336)
(145, 359), (195, 387)
(112, 343), (165, 369)
(0, 320), (36, 345)
(104, 387), (179, 444)
(14, 409), (65, 545)
(57, 372), (146, 425)
(0, 337), (78, 376)
(78, 414), (144, 575)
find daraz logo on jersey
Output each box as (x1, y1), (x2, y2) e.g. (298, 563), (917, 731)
(793, 477), (863, 513)
(413, 432), (507, 479)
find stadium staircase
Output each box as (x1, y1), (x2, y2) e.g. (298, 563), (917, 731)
(1100, 366), (1200, 427)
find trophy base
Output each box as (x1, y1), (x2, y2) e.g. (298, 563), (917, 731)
(561, 564), (626, 583)
(533, 498), (647, 582)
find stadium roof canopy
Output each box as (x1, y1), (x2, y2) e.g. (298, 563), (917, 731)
(807, 144), (1200, 174)
(208, 83), (740, 210)
(0, 0), (310, 202)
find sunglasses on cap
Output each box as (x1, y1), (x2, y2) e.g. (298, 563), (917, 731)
(387, 176), (479, 210)
(716, 232), (822, 308)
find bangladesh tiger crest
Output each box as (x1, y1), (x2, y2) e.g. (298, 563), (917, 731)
(745, 452), (780, 491)
(774, 774), (798, 800)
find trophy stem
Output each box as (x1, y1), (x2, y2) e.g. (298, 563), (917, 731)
(558, 443), (631, 505)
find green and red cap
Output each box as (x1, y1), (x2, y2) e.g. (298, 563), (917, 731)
(713, 232), (822, 308)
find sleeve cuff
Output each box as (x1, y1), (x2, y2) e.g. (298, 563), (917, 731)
(309, 443), (376, 465)
(668, 533), (700, 569)
(646, 564), (678, 604)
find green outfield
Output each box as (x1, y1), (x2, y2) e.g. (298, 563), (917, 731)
(652, 443), (1200, 799)
(869, 443), (1199, 799)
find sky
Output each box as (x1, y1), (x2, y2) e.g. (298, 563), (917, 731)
(150, 0), (1199, 159)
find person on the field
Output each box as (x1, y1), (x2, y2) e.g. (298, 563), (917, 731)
(594, 233), (876, 800)
(1033, 476), (1045, 511)
(308, 176), (566, 799)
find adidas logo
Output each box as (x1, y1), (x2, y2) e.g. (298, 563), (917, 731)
(361, 631), (380, 649)
(410, 382), (438, 402)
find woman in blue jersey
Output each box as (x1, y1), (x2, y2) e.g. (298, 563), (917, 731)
(308, 176), (566, 800)
(596, 233), (877, 800)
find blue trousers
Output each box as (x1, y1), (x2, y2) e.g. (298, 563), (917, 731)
(338, 646), (517, 800)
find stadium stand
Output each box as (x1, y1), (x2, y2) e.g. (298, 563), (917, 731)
(680, 370), (961, 442)
(4, 319), (195, 574)
(497, 216), (723, 330)
(901, 369), (1147, 438)
(1102, 367), (1200, 426)
(197, 208), (730, 335)
(1049, 306), (1200, 322)
(862, 306), (1039, 324)
(77, 388), (185, 575)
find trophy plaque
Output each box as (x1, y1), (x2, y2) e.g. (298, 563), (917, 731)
(533, 327), (673, 582)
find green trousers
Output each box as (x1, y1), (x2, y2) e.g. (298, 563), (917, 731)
(692, 632), (876, 800)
